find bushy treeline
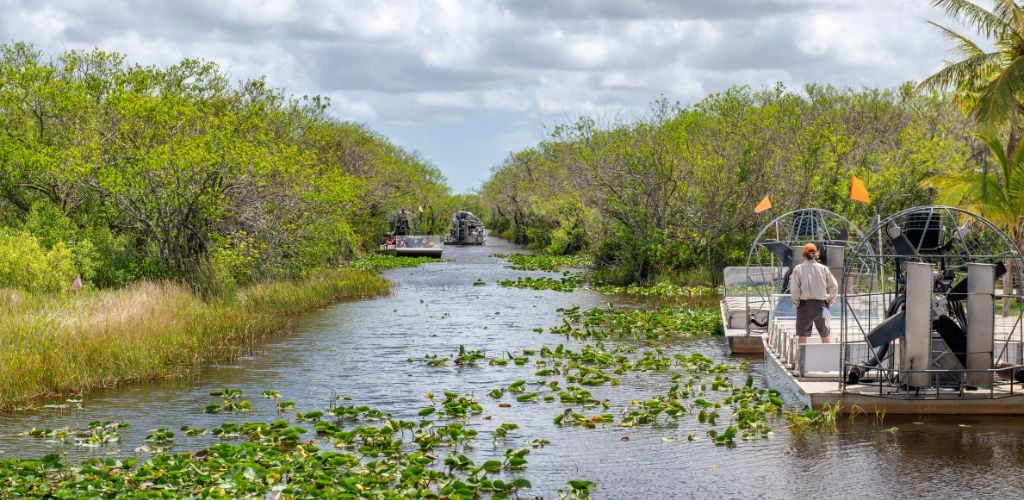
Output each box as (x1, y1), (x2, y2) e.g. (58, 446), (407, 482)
(0, 42), (450, 294)
(481, 84), (974, 284)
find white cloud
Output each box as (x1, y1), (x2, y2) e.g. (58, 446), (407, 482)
(219, 0), (301, 25)
(415, 91), (476, 109)
(322, 92), (379, 120)
(1, 5), (75, 42)
(797, 12), (895, 67)
(0, 0), (954, 124)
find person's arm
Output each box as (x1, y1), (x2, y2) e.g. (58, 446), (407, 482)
(826, 266), (838, 305)
(790, 265), (801, 308)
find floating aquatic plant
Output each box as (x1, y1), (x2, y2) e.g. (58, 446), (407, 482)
(210, 387), (244, 399)
(454, 345), (485, 365)
(1, 399), (556, 498)
(351, 254), (441, 273)
(554, 409), (615, 428)
(492, 253), (592, 271)
(552, 305), (723, 341)
(785, 402), (842, 432)
(492, 422), (519, 442)
(498, 275), (585, 292)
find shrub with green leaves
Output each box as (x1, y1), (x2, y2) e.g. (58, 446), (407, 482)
(0, 229), (79, 293)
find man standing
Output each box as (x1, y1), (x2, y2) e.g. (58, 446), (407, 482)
(790, 243), (838, 344)
(396, 209), (410, 235)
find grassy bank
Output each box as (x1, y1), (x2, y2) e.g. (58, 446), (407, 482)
(0, 268), (389, 410)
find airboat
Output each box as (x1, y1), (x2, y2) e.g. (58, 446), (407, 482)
(378, 235), (444, 258)
(723, 206), (1024, 414)
(444, 211), (485, 245)
(378, 209), (443, 258)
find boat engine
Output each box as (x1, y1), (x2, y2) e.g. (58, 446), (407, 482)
(844, 207), (1022, 390)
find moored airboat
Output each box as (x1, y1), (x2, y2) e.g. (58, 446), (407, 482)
(723, 206), (1024, 414)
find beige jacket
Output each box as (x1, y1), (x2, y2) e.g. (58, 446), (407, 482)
(790, 259), (838, 307)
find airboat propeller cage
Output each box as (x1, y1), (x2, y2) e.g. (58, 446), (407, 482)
(841, 206), (1024, 391)
(741, 208), (864, 335)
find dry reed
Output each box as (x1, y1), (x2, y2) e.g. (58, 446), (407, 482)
(0, 268), (389, 410)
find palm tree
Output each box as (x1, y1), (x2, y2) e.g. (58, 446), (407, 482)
(925, 133), (1024, 313)
(917, 0), (1024, 158)
(927, 133), (1024, 246)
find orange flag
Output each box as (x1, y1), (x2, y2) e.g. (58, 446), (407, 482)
(849, 175), (870, 204)
(754, 195), (772, 213)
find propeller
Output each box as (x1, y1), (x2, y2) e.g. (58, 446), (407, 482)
(760, 241), (794, 269)
(851, 227), (1006, 384)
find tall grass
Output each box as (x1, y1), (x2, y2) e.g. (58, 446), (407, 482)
(0, 268), (389, 410)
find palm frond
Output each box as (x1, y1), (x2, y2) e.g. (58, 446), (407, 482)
(916, 51), (1002, 92)
(931, 0), (1012, 40)
(992, 0), (1024, 49)
(1013, 134), (1024, 173)
(992, 0), (1024, 31)
(978, 131), (1010, 170)
(928, 21), (986, 59)
(923, 172), (982, 206)
(973, 55), (1024, 125)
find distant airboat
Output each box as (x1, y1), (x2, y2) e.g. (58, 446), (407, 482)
(378, 209), (443, 258)
(444, 210), (485, 245)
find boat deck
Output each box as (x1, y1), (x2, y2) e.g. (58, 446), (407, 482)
(764, 342), (1024, 414)
(722, 296), (768, 354)
(722, 289), (1024, 414)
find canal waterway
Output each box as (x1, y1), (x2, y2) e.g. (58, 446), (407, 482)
(2, 236), (1024, 498)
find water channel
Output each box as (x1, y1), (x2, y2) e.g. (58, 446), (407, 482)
(2, 236), (1024, 498)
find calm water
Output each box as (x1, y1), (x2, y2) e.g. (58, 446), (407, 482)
(2, 236), (1024, 498)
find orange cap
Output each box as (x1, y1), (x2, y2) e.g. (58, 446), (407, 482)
(803, 243), (818, 253)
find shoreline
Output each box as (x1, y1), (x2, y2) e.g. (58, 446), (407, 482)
(0, 268), (390, 411)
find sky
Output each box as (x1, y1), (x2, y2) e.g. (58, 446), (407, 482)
(0, 0), (970, 192)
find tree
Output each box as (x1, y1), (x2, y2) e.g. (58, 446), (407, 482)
(928, 133), (1024, 244)
(482, 85), (971, 285)
(927, 133), (1024, 315)
(0, 41), (454, 294)
(917, 0), (1024, 158)
(918, 0), (1024, 311)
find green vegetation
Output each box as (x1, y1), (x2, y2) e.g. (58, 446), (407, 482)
(475, 338), (780, 445)
(482, 87), (972, 285)
(351, 254), (444, 273)
(480, 2), (1024, 289)
(414, 302), (770, 449)
(591, 282), (718, 298)
(785, 403), (844, 432)
(0, 268), (388, 410)
(550, 305), (723, 340)
(918, 0), (1024, 146)
(498, 275), (586, 292)
(492, 254), (721, 305)
(0, 42), (451, 295)
(493, 253), (593, 271)
(4, 397), (589, 498)
(916, 1), (1024, 305)
(0, 42), (461, 409)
